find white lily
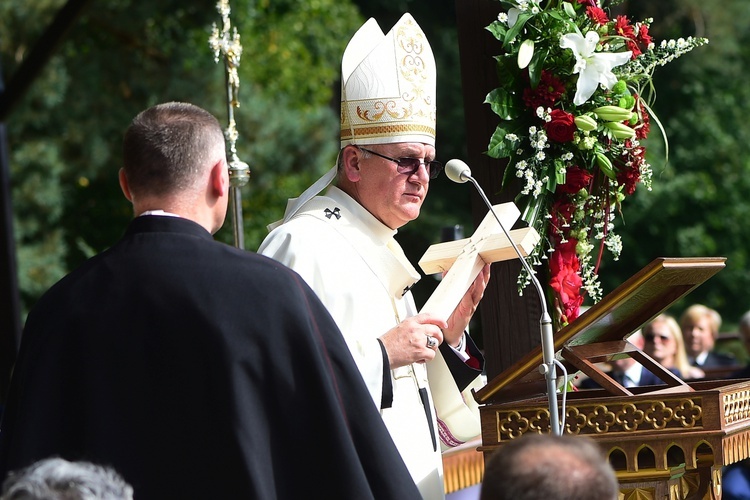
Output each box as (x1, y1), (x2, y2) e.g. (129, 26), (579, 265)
(560, 31), (632, 106)
(518, 39), (535, 69)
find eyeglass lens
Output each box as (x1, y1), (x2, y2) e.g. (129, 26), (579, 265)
(395, 158), (443, 179)
(359, 147), (443, 179)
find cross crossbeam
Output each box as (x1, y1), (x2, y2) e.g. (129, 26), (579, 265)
(418, 202), (540, 321)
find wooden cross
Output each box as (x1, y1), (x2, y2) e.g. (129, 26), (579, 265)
(418, 202), (539, 442)
(418, 202), (539, 321)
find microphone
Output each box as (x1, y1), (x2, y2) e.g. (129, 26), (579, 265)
(445, 159), (471, 184)
(446, 159), (563, 436)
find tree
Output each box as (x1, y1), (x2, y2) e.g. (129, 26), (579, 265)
(7, 0), (750, 338)
(600, 0), (750, 329)
(2, 0), (362, 317)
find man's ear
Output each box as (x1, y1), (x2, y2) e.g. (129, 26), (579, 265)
(210, 159), (228, 197)
(341, 145), (362, 182)
(118, 168), (133, 202)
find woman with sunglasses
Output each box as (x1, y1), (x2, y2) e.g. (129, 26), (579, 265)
(643, 314), (705, 381)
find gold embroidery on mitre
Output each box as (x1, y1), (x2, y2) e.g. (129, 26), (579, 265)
(341, 124), (436, 142)
(356, 100), (412, 122)
(340, 14), (436, 146)
(396, 20), (432, 110)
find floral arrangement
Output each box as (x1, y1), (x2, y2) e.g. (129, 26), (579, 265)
(485, 0), (708, 328)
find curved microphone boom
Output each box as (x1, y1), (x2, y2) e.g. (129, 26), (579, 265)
(445, 159), (562, 435)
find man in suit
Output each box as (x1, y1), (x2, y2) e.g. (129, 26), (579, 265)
(0, 102), (420, 499)
(680, 304), (735, 368)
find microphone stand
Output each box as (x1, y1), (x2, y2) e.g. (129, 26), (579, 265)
(463, 174), (562, 436)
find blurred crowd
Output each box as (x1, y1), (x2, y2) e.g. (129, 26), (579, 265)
(574, 304), (750, 500)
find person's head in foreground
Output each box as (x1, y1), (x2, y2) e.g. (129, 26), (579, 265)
(1, 457), (133, 500)
(121, 101), (228, 234)
(480, 433), (619, 500)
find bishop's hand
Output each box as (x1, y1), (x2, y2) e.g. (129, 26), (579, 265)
(379, 313), (446, 369)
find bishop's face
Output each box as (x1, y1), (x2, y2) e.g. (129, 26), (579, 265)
(352, 142), (435, 230)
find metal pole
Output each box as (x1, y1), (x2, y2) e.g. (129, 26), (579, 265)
(230, 187), (245, 249)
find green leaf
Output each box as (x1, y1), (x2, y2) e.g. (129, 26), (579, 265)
(487, 123), (518, 159)
(527, 48), (548, 88)
(495, 55), (523, 89)
(554, 158), (566, 188)
(519, 193), (549, 229)
(485, 88), (522, 120)
(503, 11), (533, 46)
(640, 100), (669, 164)
(501, 155), (517, 189)
(547, 9), (571, 23)
(486, 21), (507, 41)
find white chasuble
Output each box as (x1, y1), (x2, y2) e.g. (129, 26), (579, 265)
(260, 186), (458, 499)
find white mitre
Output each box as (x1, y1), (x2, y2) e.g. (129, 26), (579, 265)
(268, 13), (436, 230)
(340, 13), (437, 148)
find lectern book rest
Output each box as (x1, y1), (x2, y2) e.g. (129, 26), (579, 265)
(475, 257), (750, 499)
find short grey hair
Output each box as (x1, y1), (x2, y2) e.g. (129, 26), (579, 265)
(122, 102), (225, 198)
(1, 458), (133, 500)
(480, 434), (619, 500)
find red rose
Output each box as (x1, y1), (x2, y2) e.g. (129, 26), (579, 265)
(545, 109), (576, 143)
(557, 166), (593, 195)
(548, 239), (584, 323)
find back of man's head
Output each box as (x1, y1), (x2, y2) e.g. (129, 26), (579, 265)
(1, 457), (133, 500)
(480, 434), (619, 500)
(122, 102), (225, 200)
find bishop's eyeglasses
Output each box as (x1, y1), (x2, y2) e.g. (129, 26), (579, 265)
(358, 147), (443, 179)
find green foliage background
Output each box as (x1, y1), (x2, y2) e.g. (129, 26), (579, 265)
(599, 0), (750, 335)
(3, 0), (750, 340)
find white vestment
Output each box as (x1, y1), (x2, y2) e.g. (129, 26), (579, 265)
(260, 186), (472, 499)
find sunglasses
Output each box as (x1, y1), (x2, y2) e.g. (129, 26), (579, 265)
(358, 147), (443, 179)
(644, 333), (672, 342)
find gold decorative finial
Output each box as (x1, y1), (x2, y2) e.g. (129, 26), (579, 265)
(209, 0), (250, 248)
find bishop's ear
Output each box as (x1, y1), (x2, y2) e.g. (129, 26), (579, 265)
(341, 145), (362, 182)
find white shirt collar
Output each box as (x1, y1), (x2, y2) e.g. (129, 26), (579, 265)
(138, 210), (181, 218)
(623, 363), (643, 387)
(694, 351), (709, 366)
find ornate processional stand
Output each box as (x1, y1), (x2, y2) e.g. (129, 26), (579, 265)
(209, 0), (250, 249)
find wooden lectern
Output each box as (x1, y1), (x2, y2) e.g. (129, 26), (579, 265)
(474, 257), (750, 499)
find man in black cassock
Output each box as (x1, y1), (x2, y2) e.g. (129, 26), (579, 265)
(0, 102), (421, 500)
